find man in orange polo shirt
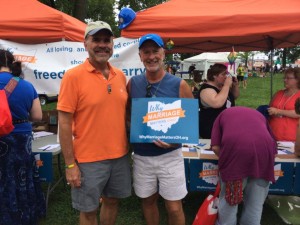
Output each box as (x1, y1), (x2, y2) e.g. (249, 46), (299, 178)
(57, 21), (131, 225)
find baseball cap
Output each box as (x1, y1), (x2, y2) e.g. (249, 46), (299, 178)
(84, 21), (113, 39)
(138, 33), (164, 49)
(118, 7), (136, 30)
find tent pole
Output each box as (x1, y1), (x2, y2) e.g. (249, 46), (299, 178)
(270, 49), (274, 100)
(266, 36), (274, 100)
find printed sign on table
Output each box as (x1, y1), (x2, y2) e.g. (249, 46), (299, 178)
(189, 159), (219, 192)
(269, 163), (294, 194)
(130, 97), (199, 143)
(34, 152), (53, 182)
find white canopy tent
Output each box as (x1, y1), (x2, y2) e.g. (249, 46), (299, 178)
(181, 52), (241, 79)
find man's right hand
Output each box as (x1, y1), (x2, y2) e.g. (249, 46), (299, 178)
(66, 164), (81, 188)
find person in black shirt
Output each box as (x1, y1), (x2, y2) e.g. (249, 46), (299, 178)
(188, 63), (196, 79)
(198, 63), (239, 138)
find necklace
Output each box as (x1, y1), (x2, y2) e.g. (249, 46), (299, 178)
(276, 90), (299, 109)
(145, 74), (166, 97)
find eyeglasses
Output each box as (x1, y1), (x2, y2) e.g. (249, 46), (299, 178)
(220, 71), (230, 76)
(107, 84), (112, 94)
(146, 84), (152, 98)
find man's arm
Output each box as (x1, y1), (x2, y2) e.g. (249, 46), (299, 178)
(179, 80), (194, 98)
(58, 110), (81, 187)
(126, 79), (132, 129)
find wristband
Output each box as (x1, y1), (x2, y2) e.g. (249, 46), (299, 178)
(65, 163), (75, 169)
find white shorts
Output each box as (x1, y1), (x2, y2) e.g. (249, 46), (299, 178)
(133, 148), (187, 201)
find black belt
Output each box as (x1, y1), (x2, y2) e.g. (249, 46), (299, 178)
(13, 119), (29, 124)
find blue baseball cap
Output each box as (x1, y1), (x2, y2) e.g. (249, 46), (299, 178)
(138, 34), (164, 49)
(118, 7), (136, 30)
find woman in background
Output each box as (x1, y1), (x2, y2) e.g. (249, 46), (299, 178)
(268, 68), (300, 141)
(0, 49), (45, 225)
(198, 63), (239, 138)
(211, 106), (277, 225)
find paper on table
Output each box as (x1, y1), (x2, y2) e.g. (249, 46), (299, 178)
(277, 141), (295, 148)
(38, 144), (60, 151)
(200, 149), (215, 155)
(182, 147), (190, 152)
(182, 147), (197, 152)
(33, 131), (54, 139)
(277, 149), (293, 155)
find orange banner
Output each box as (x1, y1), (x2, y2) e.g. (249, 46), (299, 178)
(274, 170), (284, 177)
(14, 54), (36, 63)
(143, 108), (185, 123)
(199, 169), (219, 178)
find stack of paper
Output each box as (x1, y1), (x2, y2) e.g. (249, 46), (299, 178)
(277, 141), (295, 155)
(33, 131), (54, 139)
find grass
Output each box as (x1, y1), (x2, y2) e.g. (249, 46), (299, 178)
(39, 73), (289, 225)
(235, 73), (284, 108)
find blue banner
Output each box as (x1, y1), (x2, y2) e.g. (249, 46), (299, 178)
(130, 97), (199, 143)
(34, 152), (53, 182)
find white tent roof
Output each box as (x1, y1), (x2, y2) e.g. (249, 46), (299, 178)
(184, 52), (230, 63)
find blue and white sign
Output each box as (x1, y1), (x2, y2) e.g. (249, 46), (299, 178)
(34, 152), (53, 182)
(130, 97), (199, 143)
(0, 37), (144, 95)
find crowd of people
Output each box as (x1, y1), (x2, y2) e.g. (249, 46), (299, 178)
(1, 19), (300, 225)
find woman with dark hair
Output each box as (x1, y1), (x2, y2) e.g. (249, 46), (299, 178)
(0, 49), (45, 224)
(198, 63), (239, 138)
(268, 67), (300, 141)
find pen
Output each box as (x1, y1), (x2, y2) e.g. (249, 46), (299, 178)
(278, 148), (292, 154)
(43, 146), (51, 151)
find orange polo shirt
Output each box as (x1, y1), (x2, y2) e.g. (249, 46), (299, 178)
(57, 59), (128, 163)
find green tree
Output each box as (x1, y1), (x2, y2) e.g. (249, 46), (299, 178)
(40, 0), (74, 17)
(237, 51), (255, 67)
(40, 0), (118, 33)
(87, 0), (116, 32)
(118, 0), (167, 12)
(73, 0), (88, 22)
(274, 47), (300, 68)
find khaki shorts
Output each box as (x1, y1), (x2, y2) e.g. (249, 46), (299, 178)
(133, 148), (187, 201)
(71, 154), (132, 212)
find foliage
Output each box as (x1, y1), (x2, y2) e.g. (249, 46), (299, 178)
(39, 0), (166, 37)
(117, 0), (166, 12)
(262, 47), (300, 69)
(40, 0), (116, 32)
(237, 51), (255, 67)
(87, 0), (116, 33)
(40, 0), (75, 17)
(274, 47), (300, 67)
(73, 0), (88, 22)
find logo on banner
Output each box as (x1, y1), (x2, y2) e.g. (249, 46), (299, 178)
(14, 54), (37, 63)
(142, 100), (185, 133)
(34, 154), (44, 167)
(274, 164), (284, 181)
(199, 162), (219, 185)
